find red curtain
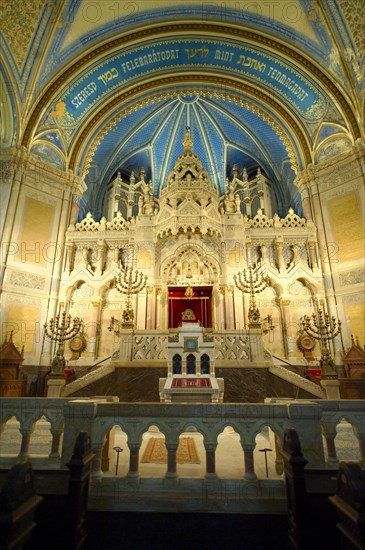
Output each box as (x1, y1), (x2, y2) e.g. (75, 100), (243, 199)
(168, 287), (212, 328)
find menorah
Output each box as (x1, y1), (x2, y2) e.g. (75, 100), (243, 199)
(302, 308), (342, 379)
(44, 311), (82, 375)
(114, 261), (148, 328)
(234, 264), (270, 327)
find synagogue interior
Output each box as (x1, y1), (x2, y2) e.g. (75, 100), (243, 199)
(0, 1), (365, 548)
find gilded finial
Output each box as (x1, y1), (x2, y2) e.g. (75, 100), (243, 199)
(183, 127), (193, 151)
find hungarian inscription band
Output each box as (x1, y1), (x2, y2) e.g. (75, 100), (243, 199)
(43, 38), (325, 135)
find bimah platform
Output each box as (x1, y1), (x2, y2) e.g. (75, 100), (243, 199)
(159, 375), (224, 403)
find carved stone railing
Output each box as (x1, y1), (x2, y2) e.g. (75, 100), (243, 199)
(214, 333), (251, 361)
(0, 398), (364, 513)
(111, 330), (270, 366)
(111, 331), (169, 364)
(0, 398), (66, 468)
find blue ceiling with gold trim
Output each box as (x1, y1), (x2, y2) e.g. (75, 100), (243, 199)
(1, 0), (364, 218)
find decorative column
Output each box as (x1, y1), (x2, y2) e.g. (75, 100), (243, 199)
(204, 443), (218, 479)
(160, 289), (168, 329)
(281, 298), (295, 359)
(88, 300), (101, 359)
(127, 443), (140, 479)
(40, 335), (53, 367)
(155, 289), (162, 329)
(246, 242), (252, 265)
(49, 429), (63, 459)
(299, 185), (313, 220)
(91, 445), (103, 480)
(96, 239), (107, 275)
(275, 238), (285, 272)
(18, 428), (33, 459)
(233, 286), (245, 331)
(219, 287), (226, 331)
(146, 286), (153, 329)
(307, 241), (317, 270)
(136, 288), (147, 330)
(65, 242), (76, 274)
(242, 444), (257, 480)
(226, 286), (235, 330)
(113, 245), (121, 264)
(69, 195), (81, 225)
(323, 432), (338, 463)
(260, 243), (268, 265)
(306, 170), (337, 318)
(165, 442), (178, 479)
(244, 190), (252, 217)
(0, 150), (25, 285)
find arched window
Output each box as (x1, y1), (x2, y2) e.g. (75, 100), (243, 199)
(201, 353), (210, 374)
(173, 354), (182, 374)
(186, 354), (196, 374)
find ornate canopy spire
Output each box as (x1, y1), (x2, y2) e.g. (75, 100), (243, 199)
(182, 126), (193, 151)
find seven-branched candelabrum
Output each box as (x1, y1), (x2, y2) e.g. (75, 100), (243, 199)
(234, 264), (270, 327)
(302, 308), (342, 378)
(113, 261), (148, 328)
(44, 311), (82, 375)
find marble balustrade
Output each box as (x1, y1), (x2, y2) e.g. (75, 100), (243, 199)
(0, 398), (364, 479)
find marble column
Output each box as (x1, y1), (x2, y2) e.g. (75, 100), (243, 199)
(300, 186), (313, 220)
(307, 241), (317, 270)
(219, 288), (225, 331)
(65, 242), (76, 274)
(226, 286), (235, 330)
(275, 239), (285, 272)
(204, 443), (217, 479)
(49, 429), (63, 458)
(155, 289), (161, 329)
(69, 195), (81, 225)
(322, 428), (338, 463)
(18, 429), (33, 459)
(280, 298), (292, 359)
(96, 239), (107, 275)
(127, 443), (140, 478)
(165, 443), (178, 479)
(242, 445), (257, 480)
(91, 446), (103, 480)
(146, 286), (153, 329)
(88, 300), (101, 359)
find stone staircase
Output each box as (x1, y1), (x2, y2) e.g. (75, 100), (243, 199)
(269, 363), (325, 398)
(62, 360), (114, 397)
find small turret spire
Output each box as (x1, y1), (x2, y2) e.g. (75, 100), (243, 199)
(182, 126), (193, 151)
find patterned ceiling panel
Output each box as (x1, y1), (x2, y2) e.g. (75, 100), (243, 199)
(83, 92), (299, 217)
